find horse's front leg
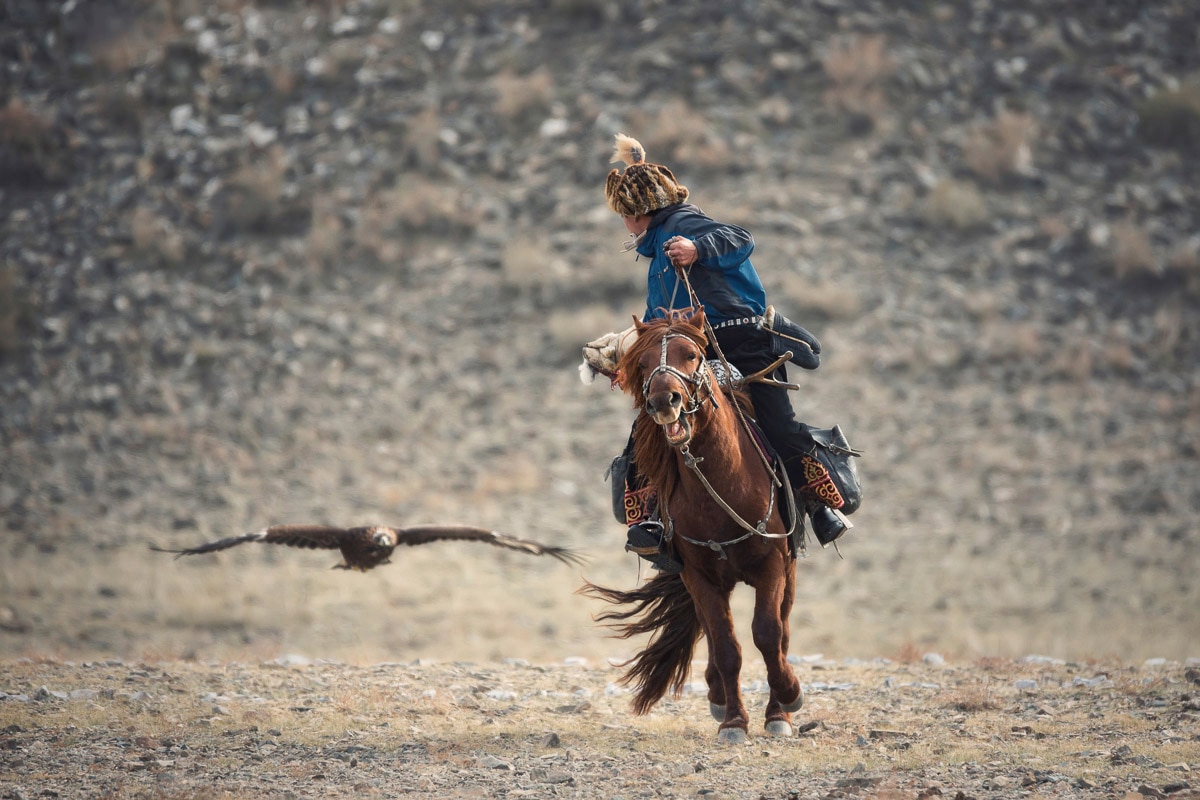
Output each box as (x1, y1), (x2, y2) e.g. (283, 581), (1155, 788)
(751, 552), (802, 737)
(703, 632), (725, 720)
(684, 572), (747, 743)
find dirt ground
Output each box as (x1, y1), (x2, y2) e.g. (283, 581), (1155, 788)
(2, 654), (1198, 799)
(2, 0), (1200, 795)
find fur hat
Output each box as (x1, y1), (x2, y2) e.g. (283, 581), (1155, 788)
(604, 134), (689, 216)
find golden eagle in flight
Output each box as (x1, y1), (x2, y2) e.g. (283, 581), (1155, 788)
(151, 524), (584, 572)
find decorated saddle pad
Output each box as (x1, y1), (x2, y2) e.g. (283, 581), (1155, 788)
(707, 359), (743, 387)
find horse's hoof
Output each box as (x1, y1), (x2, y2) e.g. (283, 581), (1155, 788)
(717, 727), (747, 745)
(765, 720), (793, 737)
(781, 689), (804, 714)
(709, 702), (725, 722)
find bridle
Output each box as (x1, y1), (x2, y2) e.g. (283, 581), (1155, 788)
(640, 331), (719, 417)
(640, 328), (801, 560)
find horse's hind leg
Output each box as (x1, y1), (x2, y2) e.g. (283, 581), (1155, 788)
(751, 555), (802, 736)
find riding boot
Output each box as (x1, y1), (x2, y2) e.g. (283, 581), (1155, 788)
(625, 520), (683, 574)
(809, 505), (853, 547)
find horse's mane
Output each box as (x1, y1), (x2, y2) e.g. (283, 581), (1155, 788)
(617, 312), (753, 504)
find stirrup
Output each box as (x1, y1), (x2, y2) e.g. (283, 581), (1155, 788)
(811, 506), (853, 547)
(624, 521), (682, 573)
(625, 520), (665, 555)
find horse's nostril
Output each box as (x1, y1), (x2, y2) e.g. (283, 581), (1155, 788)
(671, 392), (682, 408)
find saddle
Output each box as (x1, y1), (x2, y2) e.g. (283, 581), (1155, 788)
(804, 425), (863, 515)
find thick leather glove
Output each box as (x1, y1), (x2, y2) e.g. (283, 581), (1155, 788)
(763, 306), (821, 370)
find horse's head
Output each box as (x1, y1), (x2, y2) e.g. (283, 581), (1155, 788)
(618, 309), (713, 448)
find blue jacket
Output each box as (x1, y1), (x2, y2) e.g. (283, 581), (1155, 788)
(635, 203), (766, 325)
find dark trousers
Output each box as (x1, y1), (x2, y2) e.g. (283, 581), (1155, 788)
(711, 325), (817, 490)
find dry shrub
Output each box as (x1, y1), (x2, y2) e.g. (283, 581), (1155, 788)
(821, 34), (896, 132)
(1149, 301), (1184, 358)
(220, 147), (308, 235)
(943, 681), (999, 712)
(91, 83), (148, 133)
(0, 266), (31, 356)
(266, 63), (300, 98)
(474, 454), (544, 499)
(0, 98), (69, 185)
(922, 178), (988, 231)
(492, 67), (555, 120)
(1110, 220), (1158, 279)
(1165, 237), (1200, 293)
(776, 281), (862, 322)
(403, 106), (442, 173)
(963, 110), (1036, 184)
(129, 206), (186, 265)
(889, 641), (923, 664)
(981, 320), (1043, 362)
(304, 198), (347, 271)
(358, 179), (479, 258)
(1136, 85), (1200, 153)
(88, 3), (180, 73)
(500, 231), (567, 294)
(625, 100), (730, 171)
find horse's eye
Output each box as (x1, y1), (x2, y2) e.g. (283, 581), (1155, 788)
(686, 352), (697, 361)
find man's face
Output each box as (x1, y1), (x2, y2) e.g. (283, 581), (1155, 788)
(622, 214), (649, 236)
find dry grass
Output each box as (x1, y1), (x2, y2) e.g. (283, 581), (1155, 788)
(628, 100), (730, 171)
(500, 231), (565, 294)
(821, 34), (896, 133)
(88, 3), (181, 73)
(220, 147), (295, 234)
(922, 178), (988, 231)
(129, 206), (187, 266)
(1166, 236), (1200, 293)
(963, 110), (1037, 184)
(1111, 219), (1159, 279)
(1137, 85), (1200, 152)
(492, 67), (556, 121)
(402, 106), (443, 173)
(774, 281), (863, 322)
(357, 178), (481, 259)
(0, 98), (69, 185)
(0, 266), (30, 356)
(4, 655), (1190, 798)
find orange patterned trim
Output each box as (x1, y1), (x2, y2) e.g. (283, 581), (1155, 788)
(798, 454), (845, 509)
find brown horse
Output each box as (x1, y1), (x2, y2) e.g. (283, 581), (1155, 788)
(582, 309), (804, 743)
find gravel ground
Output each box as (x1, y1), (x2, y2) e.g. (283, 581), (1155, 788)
(1, 655), (1198, 799)
(1, 6), (1198, 792)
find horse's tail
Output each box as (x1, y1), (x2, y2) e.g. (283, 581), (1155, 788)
(579, 574), (700, 715)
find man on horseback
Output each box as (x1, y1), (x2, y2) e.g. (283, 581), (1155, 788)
(593, 133), (857, 572)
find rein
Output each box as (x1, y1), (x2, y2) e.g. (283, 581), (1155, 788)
(668, 262), (778, 487)
(664, 446), (800, 560)
(642, 323), (802, 560)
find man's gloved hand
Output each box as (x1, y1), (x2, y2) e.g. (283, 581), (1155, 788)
(763, 306), (821, 370)
(580, 325), (639, 384)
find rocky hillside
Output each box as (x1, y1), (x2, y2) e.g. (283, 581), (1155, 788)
(0, 0), (1197, 662)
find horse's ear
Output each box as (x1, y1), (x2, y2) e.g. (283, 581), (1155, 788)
(690, 307), (707, 331)
(633, 315), (649, 333)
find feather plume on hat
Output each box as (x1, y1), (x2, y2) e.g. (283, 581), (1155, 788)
(611, 133), (646, 167)
(604, 133), (689, 216)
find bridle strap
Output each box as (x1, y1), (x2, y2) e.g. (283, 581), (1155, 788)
(669, 263), (777, 485)
(665, 450), (801, 560)
(641, 332), (717, 415)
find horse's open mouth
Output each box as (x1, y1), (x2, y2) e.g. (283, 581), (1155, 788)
(662, 417), (692, 447)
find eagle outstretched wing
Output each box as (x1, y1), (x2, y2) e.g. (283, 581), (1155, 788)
(390, 525), (586, 565)
(151, 524), (584, 571)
